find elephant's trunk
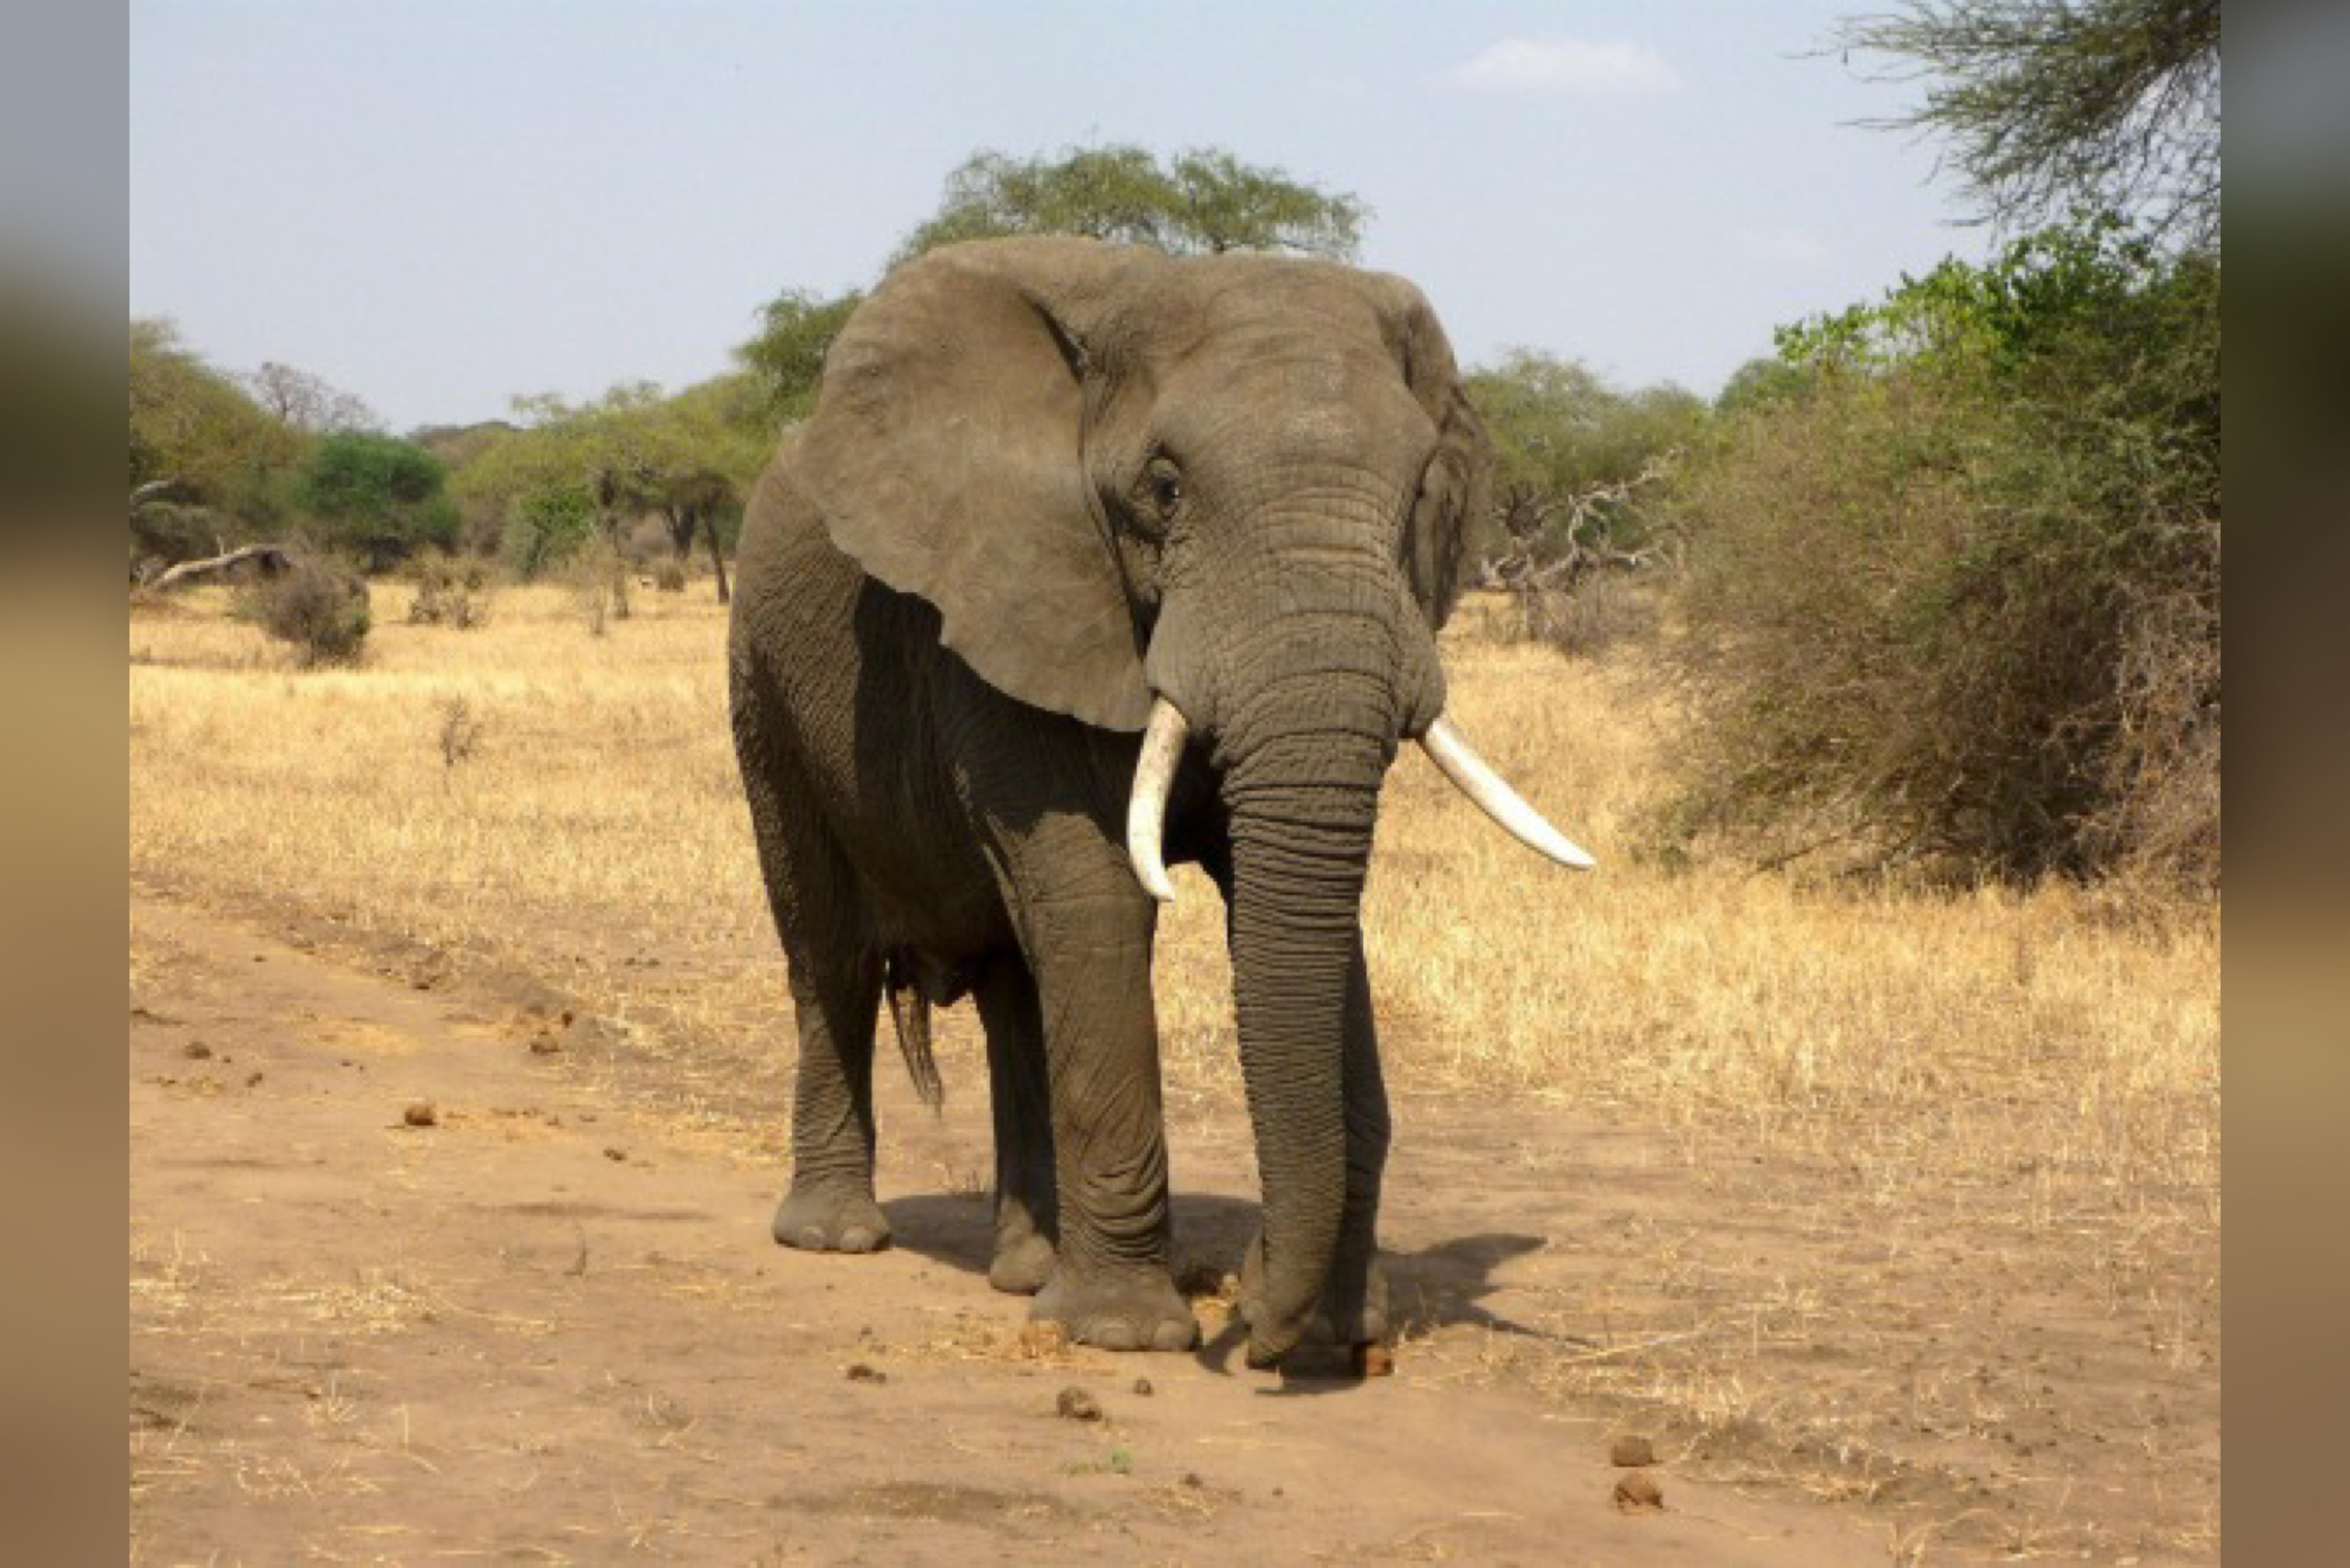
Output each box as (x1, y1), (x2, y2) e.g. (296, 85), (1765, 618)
(1222, 721), (1384, 1366)
(1199, 561), (1418, 1366)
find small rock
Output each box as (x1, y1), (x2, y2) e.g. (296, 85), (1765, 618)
(246, 1071), (264, 1088)
(1131, 1377), (1154, 1397)
(1181, 1472), (1205, 1489)
(529, 1034), (562, 1055)
(604, 1147), (627, 1162)
(183, 1042), (213, 1060)
(845, 1363), (887, 1384)
(1353, 1343), (1395, 1378)
(1610, 1434), (1658, 1468)
(1056, 1386), (1102, 1422)
(403, 1101), (438, 1127)
(1613, 1472), (1665, 1512)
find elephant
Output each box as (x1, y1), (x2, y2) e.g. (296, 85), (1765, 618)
(727, 236), (1589, 1368)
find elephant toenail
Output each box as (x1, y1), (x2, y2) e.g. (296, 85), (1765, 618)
(1152, 1319), (1199, 1352)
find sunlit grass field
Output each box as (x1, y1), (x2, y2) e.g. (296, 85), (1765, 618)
(129, 581), (2218, 1200)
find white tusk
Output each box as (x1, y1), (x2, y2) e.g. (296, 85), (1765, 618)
(1418, 714), (1597, 870)
(1127, 698), (1190, 902)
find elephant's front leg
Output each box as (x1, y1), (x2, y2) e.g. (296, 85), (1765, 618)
(771, 950), (891, 1252)
(995, 834), (1196, 1352)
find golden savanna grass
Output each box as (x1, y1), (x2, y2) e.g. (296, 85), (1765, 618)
(130, 581), (2219, 1550)
(130, 583), (2214, 1184)
(129, 583), (2218, 1212)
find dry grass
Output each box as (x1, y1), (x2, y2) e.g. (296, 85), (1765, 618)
(127, 579), (2218, 1207)
(129, 583), (2220, 1551)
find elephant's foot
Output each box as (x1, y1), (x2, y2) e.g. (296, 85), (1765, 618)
(988, 1228), (1056, 1296)
(1238, 1235), (1390, 1345)
(771, 1179), (890, 1254)
(1031, 1266), (1199, 1352)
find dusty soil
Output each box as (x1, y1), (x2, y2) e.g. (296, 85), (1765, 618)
(129, 889), (2214, 1563)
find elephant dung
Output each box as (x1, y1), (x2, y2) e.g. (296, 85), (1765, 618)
(1613, 1472), (1665, 1512)
(1609, 1433), (1658, 1468)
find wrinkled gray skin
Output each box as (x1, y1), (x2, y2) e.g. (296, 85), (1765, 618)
(727, 236), (1486, 1368)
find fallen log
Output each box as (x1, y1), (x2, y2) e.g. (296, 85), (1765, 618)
(141, 543), (296, 593)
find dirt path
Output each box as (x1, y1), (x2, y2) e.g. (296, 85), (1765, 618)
(129, 893), (1896, 1564)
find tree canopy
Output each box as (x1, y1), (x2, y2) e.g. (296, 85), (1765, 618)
(129, 318), (299, 506)
(736, 288), (864, 426)
(451, 374), (770, 580)
(1839, 0), (2221, 247)
(294, 431), (458, 567)
(893, 144), (1366, 265)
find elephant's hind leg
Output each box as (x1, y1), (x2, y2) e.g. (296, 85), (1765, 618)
(974, 955), (1059, 1294)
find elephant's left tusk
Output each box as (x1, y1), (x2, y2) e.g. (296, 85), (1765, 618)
(1418, 714), (1597, 870)
(1127, 697), (1190, 902)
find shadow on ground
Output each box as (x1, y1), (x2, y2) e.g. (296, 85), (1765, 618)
(886, 1188), (1551, 1388)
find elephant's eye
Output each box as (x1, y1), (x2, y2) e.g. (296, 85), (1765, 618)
(1133, 459), (1184, 537)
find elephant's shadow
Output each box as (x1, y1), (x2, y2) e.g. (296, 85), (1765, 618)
(884, 1191), (1551, 1374)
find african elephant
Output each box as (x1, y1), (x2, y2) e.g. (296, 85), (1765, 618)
(727, 236), (1588, 1368)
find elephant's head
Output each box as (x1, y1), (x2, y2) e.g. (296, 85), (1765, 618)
(793, 237), (1588, 1365)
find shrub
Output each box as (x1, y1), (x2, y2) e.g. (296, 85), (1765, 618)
(1509, 574), (1660, 659)
(408, 553), (491, 629)
(243, 558), (372, 667)
(1659, 220), (2218, 889)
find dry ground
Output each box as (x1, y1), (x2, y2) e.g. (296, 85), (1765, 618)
(129, 582), (2220, 1561)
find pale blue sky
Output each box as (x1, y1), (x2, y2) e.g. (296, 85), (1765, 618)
(129, 2), (1984, 432)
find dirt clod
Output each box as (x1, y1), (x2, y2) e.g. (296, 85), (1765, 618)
(1056, 1386), (1102, 1422)
(604, 1147), (627, 1162)
(1610, 1434), (1658, 1468)
(183, 1041), (213, 1060)
(402, 1101), (438, 1127)
(1613, 1472), (1665, 1512)
(845, 1363), (887, 1384)
(1131, 1377), (1154, 1397)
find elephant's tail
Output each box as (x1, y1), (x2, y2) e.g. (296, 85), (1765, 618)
(882, 955), (944, 1112)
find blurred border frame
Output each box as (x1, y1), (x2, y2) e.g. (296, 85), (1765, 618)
(1, 0), (129, 1556)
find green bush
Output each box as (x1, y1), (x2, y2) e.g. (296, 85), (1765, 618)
(500, 486), (596, 578)
(295, 432), (457, 568)
(243, 558), (372, 668)
(1659, 220), (2218, 889)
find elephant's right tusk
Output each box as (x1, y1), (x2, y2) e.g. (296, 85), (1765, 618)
(1418, 714), (1597, 870)
(1126, 697), (1190, 902)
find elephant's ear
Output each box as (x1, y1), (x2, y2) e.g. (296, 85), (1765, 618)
(789, 238), (1157, 731)
(1364, 275), (1491, 632)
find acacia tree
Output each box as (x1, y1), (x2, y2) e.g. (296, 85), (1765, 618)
(128, 319), (303, 562)
(243, 361), (379, 435)
(737, 288), (864, 426)
(892, 144), (1366, 265)
(1838, 0), (2221, 246)
(461, 376), (766, 599)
